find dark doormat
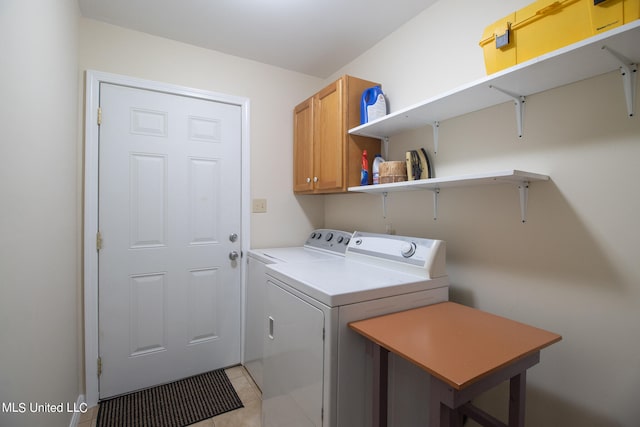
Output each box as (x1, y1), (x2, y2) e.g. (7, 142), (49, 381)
(96, 369), (244, 427)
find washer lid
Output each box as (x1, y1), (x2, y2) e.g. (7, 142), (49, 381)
(249, 247), (341, 264)
(266, 259), (448, 307)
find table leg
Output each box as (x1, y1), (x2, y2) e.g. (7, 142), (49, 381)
(448, 408), (465, 427)
(430, 379), (464, 427)
(372, 344), (389, 427)
(440, 403), (465, 427)
(429, 393), (442, 427)
(428, 378), (445, 427)
(508, 370), (526, 427)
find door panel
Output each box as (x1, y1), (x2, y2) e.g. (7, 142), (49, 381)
(187, 157), (220, 244)
(129, 153), (167, 248)
(129, 272), (167, 356)
(98, 83), (242, 398)
(314, 79), (343, 192)
(187, 267), (220, 344)
(293, 98), (314, 193)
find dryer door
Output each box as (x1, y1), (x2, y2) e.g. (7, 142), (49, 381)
(263, 280), (325, 427)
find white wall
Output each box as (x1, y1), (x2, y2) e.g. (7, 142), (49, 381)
(78, 18), (325, 249)
(0, 1), (81, 427)
(327, 1), (640, 426)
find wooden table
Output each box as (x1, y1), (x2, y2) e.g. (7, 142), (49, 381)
(349, 302), (561, 427)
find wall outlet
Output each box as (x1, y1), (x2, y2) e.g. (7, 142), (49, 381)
(252, 198), (267, 213)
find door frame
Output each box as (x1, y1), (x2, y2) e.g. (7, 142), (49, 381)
(83, 70), (251, 406)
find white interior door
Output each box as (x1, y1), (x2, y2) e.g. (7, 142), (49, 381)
(98, 82), (242, 398)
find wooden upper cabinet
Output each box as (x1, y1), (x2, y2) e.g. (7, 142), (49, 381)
(293, 75), (382, 194)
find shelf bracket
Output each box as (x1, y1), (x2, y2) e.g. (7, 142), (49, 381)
(382, 137), (390, 159)
(490, 85), (526, 138)
(602, 46), (637, 117)
(432, 188), (440, 220)
(382, 192), (388, 218)
(432, 121), (440, 155)
(518, 181), (529, 223)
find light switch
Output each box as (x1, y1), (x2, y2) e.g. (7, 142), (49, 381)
(252, 198), (267, 213)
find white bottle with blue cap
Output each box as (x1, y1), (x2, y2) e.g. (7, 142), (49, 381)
(361, 86), (387, 124)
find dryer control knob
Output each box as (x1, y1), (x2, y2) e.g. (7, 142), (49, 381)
(401, 242), (417, 258)
(325, 232), (334, 241)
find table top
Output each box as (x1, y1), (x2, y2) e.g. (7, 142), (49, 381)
(349, 302), (562, 390)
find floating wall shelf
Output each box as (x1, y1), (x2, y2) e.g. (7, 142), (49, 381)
(346, 22), (639, 222)
(348, 170), (550, 222)
(349, 20), (640, 144)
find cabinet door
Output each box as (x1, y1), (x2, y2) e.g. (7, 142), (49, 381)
(263, 280), (325, 427)
(313, 79), (344, 193)
(293, 98), (314, 193)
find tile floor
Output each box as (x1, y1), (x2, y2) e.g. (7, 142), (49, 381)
(77, 366), (262, 427)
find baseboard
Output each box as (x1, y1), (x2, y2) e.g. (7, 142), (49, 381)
(68, 395), (86, 427)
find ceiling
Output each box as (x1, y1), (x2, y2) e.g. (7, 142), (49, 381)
(78, 0), (439, 78)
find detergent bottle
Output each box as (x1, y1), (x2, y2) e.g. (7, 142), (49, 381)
(360, 86), (387, 124)
(372, 154), (384, 184)
(360, 150), (369, 186)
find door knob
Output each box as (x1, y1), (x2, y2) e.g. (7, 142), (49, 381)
(229, 233), (238, 242)
(229, 251), (239, 261)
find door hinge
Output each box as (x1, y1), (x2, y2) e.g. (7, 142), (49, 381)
(97, 357), (102, 377)
(96, 231), (103, 251)
(97, 107), (102, 125)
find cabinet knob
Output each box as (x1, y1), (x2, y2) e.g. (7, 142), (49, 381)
(306, 177), (311, 183)
(313, 176), (318, 183)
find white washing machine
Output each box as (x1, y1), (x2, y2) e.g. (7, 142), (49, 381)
(245, 229), (352, 390)
(262, 231), (449, 427)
